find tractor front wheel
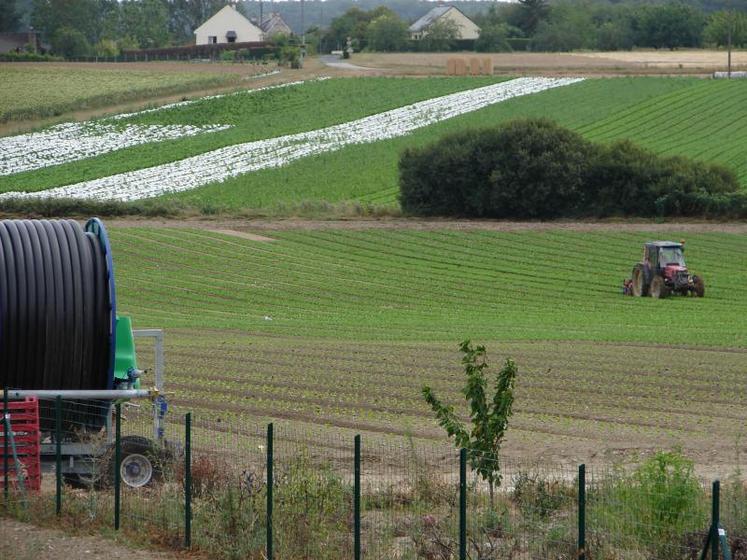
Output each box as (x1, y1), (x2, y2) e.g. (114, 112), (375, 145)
(693, 276), (705, 297)
(632, 265), (647, 297)
(650, 276), (670, 299)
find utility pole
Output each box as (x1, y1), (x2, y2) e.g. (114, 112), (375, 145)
(319, 2), (324, 53)
(727, 2), (733, 79)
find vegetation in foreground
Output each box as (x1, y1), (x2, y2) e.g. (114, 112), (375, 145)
(3, 447), (745, 560)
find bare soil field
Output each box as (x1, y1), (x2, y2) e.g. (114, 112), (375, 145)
(351, 50), (746, 76)
(107, 217), (747, 235)
(158, 330), (747, 477)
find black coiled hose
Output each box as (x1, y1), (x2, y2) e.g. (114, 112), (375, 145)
(0, 219), (112, 429)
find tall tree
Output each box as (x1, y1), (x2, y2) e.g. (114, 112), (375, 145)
(121, 0), (170, 48)
(637, 2), (705, 49)
(704, 9), (747, 46)
(366, 13), (408, 51)
(166, 0), (227, 45)
(517, 0), (550, 35)
(31, 0), (99, 42)
(0, 0), (21, 32)
(419, 17), (459, 51)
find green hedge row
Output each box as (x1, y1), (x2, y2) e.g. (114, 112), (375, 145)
(399, 119), (745, 219)
(0, 52), (64, 62)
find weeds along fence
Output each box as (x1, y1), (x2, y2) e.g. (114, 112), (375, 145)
(2, 394), (747, 559)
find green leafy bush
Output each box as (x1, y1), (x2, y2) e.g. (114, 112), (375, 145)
(475, 25), (513, 52)
(220, 50), (237, 62)
(0, 52), (63, 62)
(399, 118), (742, 219)
(51, 26), (92, 58)
(591, 451), (708, 558)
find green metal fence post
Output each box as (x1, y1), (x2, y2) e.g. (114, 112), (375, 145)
(459, 448), (467, 560)
(114, 403), (121, 530)
(712, 480), (720, 560)
(579, 464), (586, 560)
(354, 434), (361, 560)
(267, 423), (274, 560)
(3, 387), (8, 501)
(185, 412), (192, 548)
(55, 396), (62, 515)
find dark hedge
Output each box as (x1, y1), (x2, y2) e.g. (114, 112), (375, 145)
(399, 118), (744, 219)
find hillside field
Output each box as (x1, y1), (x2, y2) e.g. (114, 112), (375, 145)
(114, 223), (747, 470)
(0, 63), (257, 123)
(2, 75), (747, 211)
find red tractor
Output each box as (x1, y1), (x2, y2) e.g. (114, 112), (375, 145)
(624, 241), (705, 298)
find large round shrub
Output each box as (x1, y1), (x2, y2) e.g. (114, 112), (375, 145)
(399, 118), (741, 219)
(399, 128), (511, 217)
(399, 118), (592, 218)
(486, 119), (592, 218)
(584, 140), (740, 217)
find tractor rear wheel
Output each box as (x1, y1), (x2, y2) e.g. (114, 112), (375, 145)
(650, 276), (670, 299)
(632, 265), (647, 297)
(693, 276), (705, 297)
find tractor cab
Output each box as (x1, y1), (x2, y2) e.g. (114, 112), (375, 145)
(644, 241), (686, 272)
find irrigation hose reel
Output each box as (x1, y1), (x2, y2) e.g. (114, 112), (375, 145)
(0, 218), (166, 487)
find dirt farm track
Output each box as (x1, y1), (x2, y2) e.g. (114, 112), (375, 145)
(350, 49), (747, 75)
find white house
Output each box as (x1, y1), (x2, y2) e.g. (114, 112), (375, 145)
(409, 5), (480, 41)
(194, 5), (263, 46)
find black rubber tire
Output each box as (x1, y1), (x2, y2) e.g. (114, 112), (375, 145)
(693, 275), (705, 297)
(632, 265), (647, 297)
(116, 436), (164, 488)
(650, 276), (670, 299)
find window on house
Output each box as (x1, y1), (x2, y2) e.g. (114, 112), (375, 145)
(226, 31), (237, 43)
(208, 36), (217, 44)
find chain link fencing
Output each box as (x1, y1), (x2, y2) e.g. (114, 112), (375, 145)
(2, 402), (745, 560)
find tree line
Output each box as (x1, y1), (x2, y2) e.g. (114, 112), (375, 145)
(325, 0), (747, 53)
(1, 0), (245, 57)
(1, 0), (745, 57)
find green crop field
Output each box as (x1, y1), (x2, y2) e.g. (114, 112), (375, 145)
(0, 76), (504, 194)
(0, 64), (239, 122)
(169, 77), (747, 210)
(4, 76), (747, 211)
(114, 224), (747, 466)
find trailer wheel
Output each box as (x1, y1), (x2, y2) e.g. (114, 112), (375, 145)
(118, 436), (162, 488)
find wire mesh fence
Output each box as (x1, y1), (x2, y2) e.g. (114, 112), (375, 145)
(2, 396), (746, 560)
